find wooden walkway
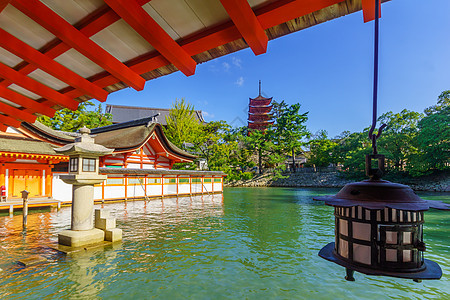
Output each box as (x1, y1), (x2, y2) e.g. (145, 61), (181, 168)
(0, 197), (64, 212)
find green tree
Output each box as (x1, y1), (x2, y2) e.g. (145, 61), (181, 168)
(37, 101), (112, 132)
(273, 103), (309, 172)
(377, 109), (423, 171)
(407, 94), (450, 176)
(307, 130), (338, 168)
(164, 98), (201, 148)
(334, 130), (371, 179)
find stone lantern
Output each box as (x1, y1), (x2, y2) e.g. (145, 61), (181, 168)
(56, 127), (114, 247)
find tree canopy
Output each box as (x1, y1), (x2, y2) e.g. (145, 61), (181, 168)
(37, 101), (112, 132)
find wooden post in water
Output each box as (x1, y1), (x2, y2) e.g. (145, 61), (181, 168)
(21, 190), (29, 228)
(9, 204), (13, 216)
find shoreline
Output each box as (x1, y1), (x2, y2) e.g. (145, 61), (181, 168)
(225, 171), (450, 192)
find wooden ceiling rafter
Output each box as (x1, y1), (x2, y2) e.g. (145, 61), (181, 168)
(0, 84), (55, 116)
(0, 28), (108, 102)
(105, 0), (197, 76)
(10, 0), (146, 92)
(361, 0), (381, 22)
(0, 62), (79, 110)
(219, 0), (268, 55)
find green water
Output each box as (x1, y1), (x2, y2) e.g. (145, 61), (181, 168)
(0, 187), (449, 299)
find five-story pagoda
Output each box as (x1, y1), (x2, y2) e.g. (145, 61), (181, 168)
(248, 81), (273, 131)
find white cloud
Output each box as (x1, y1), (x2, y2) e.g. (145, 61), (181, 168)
(203, 111), (215, 118)
(235, 76), (244, 87)
(232, 57), (242, 68)
(222, 62), (230, 71)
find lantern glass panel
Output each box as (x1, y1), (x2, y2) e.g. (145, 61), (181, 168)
(339, 219), (348, 236)
(353, 244), (371, 265)
(403, 232), (412, 244)
(82, 158), (96, 172)
(339, 239), (348, 258)
(69, 157), (78, 172)
(353, 222), (371, 241)
(386, 249), (397, 262)
(386, 231), (397, 244)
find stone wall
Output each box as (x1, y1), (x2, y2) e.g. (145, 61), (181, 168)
(226, 171), (450, 192)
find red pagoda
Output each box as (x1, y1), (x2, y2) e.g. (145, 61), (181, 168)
(248, 81), (274, 131)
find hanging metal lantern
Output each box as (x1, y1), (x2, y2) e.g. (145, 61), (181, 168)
(315, 155), (450, 281)
(316, 0), (450, 281)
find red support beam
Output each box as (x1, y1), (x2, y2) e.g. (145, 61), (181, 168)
(0, 28), (108, 102)
(62, 0), (346, 100)
(219, 0), (268, 55)
(104, 0), (196, 76)
(0, 1), (152, 90)
(361, 0), (381, 23)
(0, 123), (7, 132)
(0, 0), (9, 13)
(0, 101), (36, 123)
(11, 0), (146, 91)
(0, 113), (21, 128)
(0, 62), (79, 110)
(0, 85), (55, 117)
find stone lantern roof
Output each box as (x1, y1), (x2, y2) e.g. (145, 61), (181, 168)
(55, 127), (113, 156)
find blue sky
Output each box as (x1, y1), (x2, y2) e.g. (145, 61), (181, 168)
(106, 0), (450, 138)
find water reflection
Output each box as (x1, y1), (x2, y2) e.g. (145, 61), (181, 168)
(0, 190), (449, 299)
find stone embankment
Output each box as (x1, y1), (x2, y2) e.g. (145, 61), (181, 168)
(225, 171), (450, 192)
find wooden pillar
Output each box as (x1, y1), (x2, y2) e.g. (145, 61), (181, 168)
(176, 175), (179, 195)
(0, 164), (5, 187)
(45, 166), (52, 197)
(161, 174), (164, 197)
(189, 175), (192, 195)
(140, 148), (143, 169)
(201, 176), (204, 194)
(124, 175), (128, 201)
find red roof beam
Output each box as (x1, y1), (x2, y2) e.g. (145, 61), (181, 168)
(0, 101), (36, 123)
(0, 113), (22, 128)
(0, 123), (7, 132)
(0, 62), (79, 110)
(0, 85), (55, 117)
(63, 0), (348, 99)
(11, 0), (146, 91)
(0, 1), (152, 89)
(361, 0), (381, 23)
(104, 0), (196, 76)
(219, 0), (268, 55)
(0, 28), (108, 102)
(0, 0), (9, 13)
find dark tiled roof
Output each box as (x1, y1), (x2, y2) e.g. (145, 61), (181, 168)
(0, 135), (62, 155)
(20, 118), (196, 160)
(105, 104), (204, 125)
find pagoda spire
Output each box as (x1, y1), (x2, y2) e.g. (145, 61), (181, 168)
(258, 80), (261, 96)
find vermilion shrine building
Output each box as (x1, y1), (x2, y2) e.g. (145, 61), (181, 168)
(0, 118), (225, 204)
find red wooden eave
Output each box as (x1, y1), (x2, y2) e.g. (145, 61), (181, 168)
(105, 0), (197, 76)
(219, 0), (268, 55)
(10, 0), (146, 91)
(0, 113), (21, 128)
(64, 0), (348, 101)
(0, 28), (108, 102)
(0, 62), (79, 110)
(361, 0), (381, 23)
(0, 101), (36, 123)
(0, 85), (55, 117)
(0, 0), (9, 13)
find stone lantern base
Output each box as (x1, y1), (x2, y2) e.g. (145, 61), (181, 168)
(58, 228), (105, 248)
